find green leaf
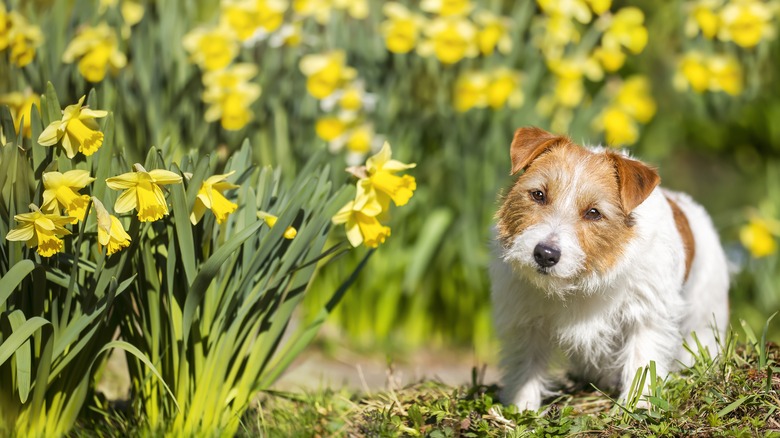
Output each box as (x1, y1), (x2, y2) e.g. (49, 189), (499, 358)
(0, 317), (50, 367)
(717, 395), (754, 418)
(0, 260), (35, 304)
(170, 163), (196, 286)
(7, 310), (32, 403)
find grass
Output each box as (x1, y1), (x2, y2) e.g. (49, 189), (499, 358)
(247, 334), (780, 437)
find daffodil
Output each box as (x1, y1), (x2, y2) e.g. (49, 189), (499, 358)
(585, 0), (611, 15)
(674, 52), (743, 95)
(417, 16), (479, 64)
(6, 11), (43, 67)
(489, 68), (523, 109)
(707, 54), (743, 95)
(38, 96), (108, 158)
(268, 21), (304, 47)
(454, 71), (489, 112)
(190, 171), (240, 225)
(319, 80), (377, 114)
(222, 1), (262, 41)
(6, 204), (73, 257)
(602, 7), (648, 54)
(92, 197), (131, 256)
(299, 51), (357, 99)
(182, 25), (239, 71)
(62, 23), (127, 83)
(346, 123), (374, 154)
(685, 0), (722, 39)
(202, 65), (262, 130)
(718, 0), (774, 48)
(593, 44), (626, 71)
(0, 88), (40, 138)
(474, 10), (512, 56)
(420, 0), (473, 16)
(740, 217), (777, 258)
(532, 13), (581, 60)
(258, 212), (297, 239)
(105, 163), (182, 222)
(675, 51), (711, 92)
(615, 76), (656, 123)
(537, 0), (592, 24)
(381, 2), (425, 54)
(546, 56), (603, 108)
(316, 117), (349, 142)
(0, 4), (9, 51)
(333, 0), (369, 19)
(598, 105), (639, 146)
(359, 141), (416, 210)
(292, 0), (333, 24)
(332, 186), (391, 248)
(41, 170), (95, 221)
(99, 0), (145, 27)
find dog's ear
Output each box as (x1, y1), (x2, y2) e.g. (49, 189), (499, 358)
(510, 127), (565, 175)
(608, 152), (660, 213)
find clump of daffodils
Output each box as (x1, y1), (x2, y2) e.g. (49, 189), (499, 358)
(0, 5), (43, 67)
(453, 68), (524, 112)
(0, 88), (40, 138)
(202, 64), (262, 131)
(593, 75), (657, 146)
(740, 215), (779, 258)
(38, 96), (108, 158)
(332, 142), (416, 248)
(106, 163), (183, 222)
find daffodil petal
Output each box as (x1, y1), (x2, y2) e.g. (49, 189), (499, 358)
(114, 188), (138, 213)
(345, 220), (363, 247)
(190, 199), (207, 225)
(38, 122), (62, 146)
(6, 225), (35, 242)
(61, 169), (96, 188)
(148, 169), (183, 184)
(106, 172), (140, 189)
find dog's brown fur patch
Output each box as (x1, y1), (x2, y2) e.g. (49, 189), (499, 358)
(665, 197), (695, 281)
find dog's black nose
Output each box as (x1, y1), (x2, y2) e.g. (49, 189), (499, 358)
(533, 243), (561, 268)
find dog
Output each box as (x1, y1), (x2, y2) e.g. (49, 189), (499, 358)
(490, 127), (729, 411)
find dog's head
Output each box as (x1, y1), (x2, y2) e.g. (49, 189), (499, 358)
(496, 127), (659, 292)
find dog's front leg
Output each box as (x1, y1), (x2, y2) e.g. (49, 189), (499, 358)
(499, 330), (552, 411)
(618, 322), (679, 407)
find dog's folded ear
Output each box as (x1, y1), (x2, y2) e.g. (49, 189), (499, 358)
(608, 152), (661, 213)
(510, 127), (566, 175)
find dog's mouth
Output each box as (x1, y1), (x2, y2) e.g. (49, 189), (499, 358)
(536, 267), (551, 276)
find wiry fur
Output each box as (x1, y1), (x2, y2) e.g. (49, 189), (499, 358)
(491, 128), (729, 411)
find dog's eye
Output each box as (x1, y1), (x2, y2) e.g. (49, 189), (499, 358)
(584, 208), (602, 221)
(530, 190), (546, 204)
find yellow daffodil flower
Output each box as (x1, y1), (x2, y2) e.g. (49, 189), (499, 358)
(258, 212), (297, 239)
(299, 51), (357, 99)
(222, 1), (261, 41)
(685, 0), (721, 39)
(707, 54), (743, 95)
(420, 0), (473, 16)
(585, 0), (611, 15)
(316, 117), (348, 141)
(293, 0), (333, 24)
(332, 186), (391, 248)
(333, 0), (369, 19)
(202, 65), (262, 130)
(602, 7), (648, 54)
(417, 16), (479, 64)
(381, 2), (425, 54)
(718, 0), (773, 48)
(0, 4), (9, 51)
(487, 68), (523, 109)
(474, 10), (512, 56)
(360, 141), (416, 210)
(0, 88), (40, 138)
(675, 51), (711, 92)
(38, 96), (108, 159)
(41, 170), (96, 221)
(598, 105), (639, 146)
(740, 217), (777, 258)
(183, 25), (239, 71)
(190, 171), (240, 225)
(105, 163), (182, 222)
(537, 0), (592, 24)
(256, 0), (288, 32)
(346, 123), (374, 154)
(62, 23), (127, 83)
(6, 204), (73, 257)
(99, 0), (145, 27)
(6, 11), (43, 67)
(269, 21), (304, 47)
(533, 13), (581, 60)
(615, 76), (656, 123)
(92, 197), (131, 256)
(593, 44), (626, 72)
(454, 71), (489, 112)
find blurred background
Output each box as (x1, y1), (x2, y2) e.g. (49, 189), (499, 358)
(2, 0), (779, 370)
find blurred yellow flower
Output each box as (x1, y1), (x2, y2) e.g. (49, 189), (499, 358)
(92, 197), (131, 256)
(333, 0), (369, 19)
(222, 1), (262, 41)
(257, 0), (288, 32)
(533, 14), (581, 59)
(740, 217), (777, 257)
(417, 16), (478, 64)
(183, 25), (238, 71)
(675, 52), (743, 95)
(487, 68), (523, 109)
(62, 23), (127, 83)
(718, 0), (774, 48)
(332, 186), (391, 248)
(685, 0), (721, 39)
(202, 64), (261, 130)
(615, 76), (656, 123)
(547, 57), (602, 108)
(0, 5), (9, 51)
(190, 171), (239, 225)
(585, 0), (611, 15)
(454, 71), (489, 112)
(99, 0), (145, 27)
(381, 2), (425, 54)
(602, 7), (648, 54)
(676, 51), (711, 92)
(346, 123), (374, 154)
(6, 204), (73, 257)
(360, 141), (416, 210)
(299, 51), (356, 99)
(0, 88), (39, 138)
(293, 0), (333, 24)
(38, 96), (108, 159)
(593, 44), (626, 71)
(316, 117), (348, 141)
(420, 0), (473, 16)
(106, 163), (182, 222)
(5, 11), (43, 67)
(474, 10), (512, 56)
(537, 0), (592, 23)
(708, 54), (744, 95)
(258, 212), (298, 239)
(41, 170), (95, 221)
(599, 106), (638, 146)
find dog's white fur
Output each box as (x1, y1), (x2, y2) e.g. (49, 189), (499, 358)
(491, 129), (729, 411)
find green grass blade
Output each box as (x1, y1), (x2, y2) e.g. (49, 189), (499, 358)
(0, 260), (35, 304)
(0, 317), (50, 366)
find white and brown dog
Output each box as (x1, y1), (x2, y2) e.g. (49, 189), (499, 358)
(491, 127), (729, 411)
